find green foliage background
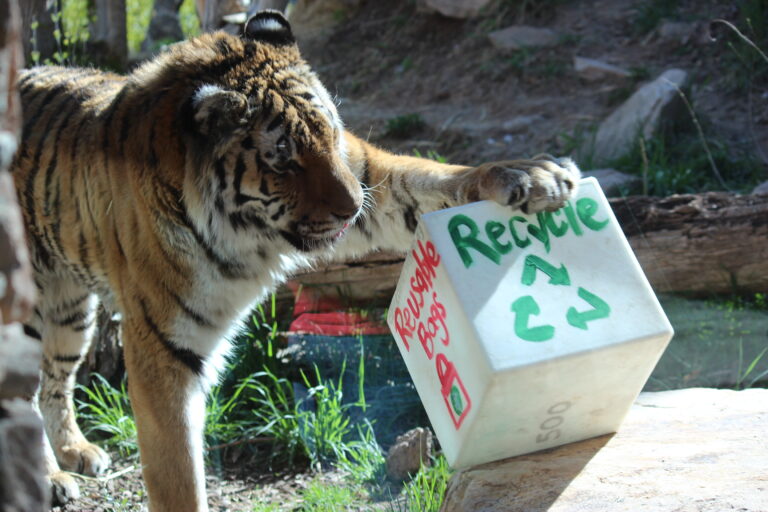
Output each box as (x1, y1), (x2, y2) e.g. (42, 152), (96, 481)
(60, 0), (200, 54)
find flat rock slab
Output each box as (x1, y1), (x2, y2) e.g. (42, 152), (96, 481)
(418, 0), (494, 18)
(489, 26), (560, 50)
(441, 388), (768, 512)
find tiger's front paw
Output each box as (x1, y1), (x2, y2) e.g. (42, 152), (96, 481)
(58, 440), (111, 476)
(49, 470), (81, 506)
(476, 154), (580, 214)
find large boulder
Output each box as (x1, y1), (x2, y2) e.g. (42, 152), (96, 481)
(441, 388), (768, 512)
(752, 180), (768, 195)
(0, 2), (47, 510)
(0, 399), (49, 512)
(592, 69), (688, 165)
(386, 427), (434, 480)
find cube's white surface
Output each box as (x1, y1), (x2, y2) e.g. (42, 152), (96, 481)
(386, 178), (673, 469)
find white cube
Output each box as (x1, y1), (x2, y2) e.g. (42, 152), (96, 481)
(386, 177), (673, 469)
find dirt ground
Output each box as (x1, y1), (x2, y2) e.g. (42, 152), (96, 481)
(51, 448), (393, 511)
(55, 1), (767, 510)
(300, 0), (767, 173)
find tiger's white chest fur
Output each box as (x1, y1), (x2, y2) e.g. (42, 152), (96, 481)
(167, 227), (314, 385)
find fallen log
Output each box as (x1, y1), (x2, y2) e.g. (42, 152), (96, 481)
(609, 192), (768, 295)
(280, 192), (768, 299)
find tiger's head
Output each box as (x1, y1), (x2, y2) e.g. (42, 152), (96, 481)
(139, 11), (364, 252)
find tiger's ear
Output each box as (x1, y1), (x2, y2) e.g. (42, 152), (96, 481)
(191, 84), (249, 141)
(242, 11), (295, 46)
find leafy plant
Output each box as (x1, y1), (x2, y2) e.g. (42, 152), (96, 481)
(76, 374), (138, 457)
(298, 481), (362, 511)
(412, 148), (447, 163)
(245, 361), (365, 468)
(337, 420), (387, 485)
(401, 456), (452, 512)
(737, 344), (768, 389)
(631, 0), (681, 36)
(718, 1), (768, 91)
(205, 374), (258, 445)
(609, 127), (764, 196)
(385, 114), (426, 139)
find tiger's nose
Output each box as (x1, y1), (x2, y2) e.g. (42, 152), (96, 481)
(326, 185), (363, 222)
(331, 202), (360, 222)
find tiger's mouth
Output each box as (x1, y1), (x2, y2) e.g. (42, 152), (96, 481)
(281, 222), (350, 252)
(304, 222), (350, 242)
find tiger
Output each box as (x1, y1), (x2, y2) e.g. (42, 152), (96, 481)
(13, 11), (579, 511)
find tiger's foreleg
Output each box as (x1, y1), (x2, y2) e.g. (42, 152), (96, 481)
(341, 133), (581, 254)
(122, 314), (210, 512)
(30, 277), (111, 502)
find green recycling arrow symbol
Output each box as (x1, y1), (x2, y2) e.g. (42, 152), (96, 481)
(511, 295), (555, 342)
(566, 287), (611, 330)
(521, 255), (571, 286)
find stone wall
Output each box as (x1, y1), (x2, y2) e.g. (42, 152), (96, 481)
(0, 0), (48, 510)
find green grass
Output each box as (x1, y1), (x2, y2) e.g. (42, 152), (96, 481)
(609, 130), (764, 196)
(412, 149), (447, 163)
(719, 0), (768, 92)
(560, 114), (764, 197)
(298, 482), (362, 511)
(56, 0), (200, 60)
(76, 374), (138, 457)
(398, 456), (452, 512)
(75, 295), (453, 511)
(631, 0), (681, 36)
(384, 114), (426, 139)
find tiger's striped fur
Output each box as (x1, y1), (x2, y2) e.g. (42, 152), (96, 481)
(13, 11), (579, 511)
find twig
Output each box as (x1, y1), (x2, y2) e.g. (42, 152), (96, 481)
(639, 136), (649, 196)
(663, 78), (731, 191)
(711, 19), (768, 67)
(205, 437), (276, 452)
(66, 464), (138, 482)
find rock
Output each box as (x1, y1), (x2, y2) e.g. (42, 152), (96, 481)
(285, 0), (361, 41)
(0, 325), (41, 400)
(656, 21), (709, 46)
(583, 169), (639, 195)
(501, 115), (542, 134)
(386, 427), (434, 480)
(0, 399), (49, 512)
(752, 181), (768, 195)
(573, 56), (630, 81)
(0, 4), (48, 511)
(489, 26), (561, 50)
(441, 388), (768, 512)
(592, 69), (688, 164)
(418, 0), (494, 19)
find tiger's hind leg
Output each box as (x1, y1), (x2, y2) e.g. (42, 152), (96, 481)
(34, 275), (111, 479)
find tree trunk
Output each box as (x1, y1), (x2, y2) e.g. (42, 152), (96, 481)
(19, 0), (59, 65)
(77, 306), (124, 387)
(0, 0), (49, 510)
(277, 193), (768, 299)
(141, 0), (184, 53)
(198, 0), (245, 32)
(88, 0), (128, 71)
